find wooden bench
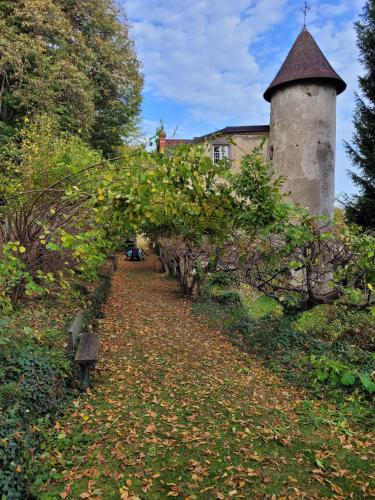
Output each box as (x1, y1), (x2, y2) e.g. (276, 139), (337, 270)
(74, 331), (99, 390)
(66, 255), (116, 389)
(67, 312), (100, 391)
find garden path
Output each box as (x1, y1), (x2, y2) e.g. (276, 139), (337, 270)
(41, 255), (374, 499)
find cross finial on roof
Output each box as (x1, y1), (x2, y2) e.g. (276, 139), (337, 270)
(301, 1), (310, 28)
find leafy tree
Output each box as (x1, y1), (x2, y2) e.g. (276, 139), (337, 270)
(58, 0), (143, 155)
(0, 117), (106, 307)
(0, 0), (142, 154)
(242, 209), (375, 312)
(96, 143), (287, 296)
(0, 132), (285, 303)
(0, 0), (95, 139)
(345, 0), (375, 228)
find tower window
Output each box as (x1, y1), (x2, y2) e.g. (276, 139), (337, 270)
(212, 145), (229, 164)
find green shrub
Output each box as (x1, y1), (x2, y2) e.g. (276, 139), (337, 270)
(193, 292), (375, 430)
(84, 273), (113, 326)
(293, 305), (344, 339)
(232, 312), (375, 392)
(0, 414), (31, 498)
(0, 382), (20, 407)
(0, 262), (114, 497)
(0, 322), (72, 499)
(294, 305), (375, 351)
(211, 289), (242, 306)
(241, 291), (282, 319)
(309, 354), (375, 394)
(207, 271), (238, 288)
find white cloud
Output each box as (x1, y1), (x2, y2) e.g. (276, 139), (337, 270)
(126, 0), (288, 125)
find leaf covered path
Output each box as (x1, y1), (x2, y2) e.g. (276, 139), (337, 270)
(40, 256), (374, 499)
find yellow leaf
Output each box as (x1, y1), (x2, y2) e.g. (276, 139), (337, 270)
(119, 487), (129, 499)
(19, 246), (26, 254)
(104, 172), (114, 182)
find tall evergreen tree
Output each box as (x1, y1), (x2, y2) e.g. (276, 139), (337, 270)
(345, 0), (375, 228)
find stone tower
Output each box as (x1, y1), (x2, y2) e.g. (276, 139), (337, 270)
(264, 28), (346, 217)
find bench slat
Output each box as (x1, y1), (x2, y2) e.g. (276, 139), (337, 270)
(67, 311), (84, 353)
(74, 332), (99, 363)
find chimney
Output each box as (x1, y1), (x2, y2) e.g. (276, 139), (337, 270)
(157, 128), (166, 154)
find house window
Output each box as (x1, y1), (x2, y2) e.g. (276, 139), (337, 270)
(212, 145), (229, 164)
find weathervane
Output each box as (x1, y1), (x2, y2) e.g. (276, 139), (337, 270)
(301, 1), (310, 28)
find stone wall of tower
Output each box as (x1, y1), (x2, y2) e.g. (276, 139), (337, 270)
(269, 81), (336, 217)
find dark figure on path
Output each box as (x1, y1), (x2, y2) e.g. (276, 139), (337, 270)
(126, 247), (145, 261)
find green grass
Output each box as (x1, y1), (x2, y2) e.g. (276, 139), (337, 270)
(192, 290), (375, 431)
(30, 369), (374, 499)
(240, 287), (282, 318)
(26, 269), (375, 499)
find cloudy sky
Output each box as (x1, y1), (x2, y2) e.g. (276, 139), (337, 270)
(123, 0), (366, 196)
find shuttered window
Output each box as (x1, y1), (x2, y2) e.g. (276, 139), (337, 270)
(212, 145), (229, 163)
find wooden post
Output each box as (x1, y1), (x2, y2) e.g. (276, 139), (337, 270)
(79, 364), (90, 391)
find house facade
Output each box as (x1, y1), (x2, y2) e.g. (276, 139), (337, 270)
(157, 125), (269, 173)
(193, 125), (269, 172)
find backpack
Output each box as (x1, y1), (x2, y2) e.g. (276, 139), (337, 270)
(131, 248), (139, 260)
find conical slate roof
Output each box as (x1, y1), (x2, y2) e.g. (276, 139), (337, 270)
(263, 28), (347, 102)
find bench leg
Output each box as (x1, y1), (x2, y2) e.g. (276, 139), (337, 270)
(79, 364), (90, 391)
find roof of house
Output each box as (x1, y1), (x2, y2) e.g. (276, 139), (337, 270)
(263, 28), (347, 102)
(165, 139), (192, 147)
(192, 125), (270, 143)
